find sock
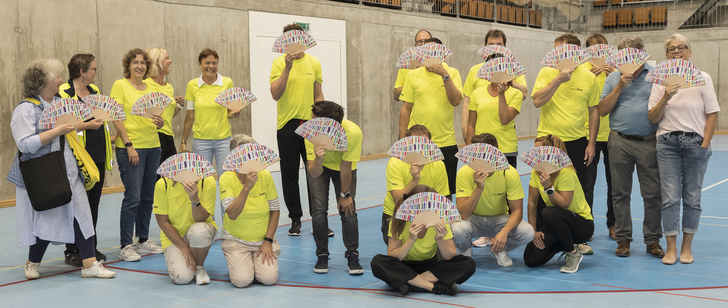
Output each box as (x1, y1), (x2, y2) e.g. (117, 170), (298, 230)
(138, 238), (148, 244)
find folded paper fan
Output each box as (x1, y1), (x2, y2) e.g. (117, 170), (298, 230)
(477, 45), (516, 61)
(645, 59), (705, 89)
(455, 143), (510, 172)
(157, 153), (216, 183)
(215, 87), (256, 112)
(394, 192), (461, 227)
(271, 30), (317, 55)
(476, 57), (526, 83)
(82, 94), (126, 121)
(131, 92), (172, 118)
(295, 117), (348, 151)
(414, 44), (453, 67)
(606, 48), (650, 74)
(586, 44), (616, 67)
(387, 136), (444, 165)
(520, 146), (572, 174)
(222, 143), (280, 174)
(541, 44), (591, 70)
(39, 98), (93, 130)
(396, 47), (424, 69)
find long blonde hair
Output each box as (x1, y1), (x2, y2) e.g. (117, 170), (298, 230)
(145, 47), (168, 78)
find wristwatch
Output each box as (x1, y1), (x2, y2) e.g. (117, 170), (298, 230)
(544, 187), (555, 195)
(442, 75), (450, 81)
(124, 142), (133, 148)
(341, 191), (351, 198)
(193, 200), (201, 207)
(264, 237), (274, 243)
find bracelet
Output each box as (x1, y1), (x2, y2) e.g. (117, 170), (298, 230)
(181, 141), (186, 144)
(263, 237), (274, 243)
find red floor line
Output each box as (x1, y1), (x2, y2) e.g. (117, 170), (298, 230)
(278, 203), (383, 228)
(655, 292), (728, 302)
(365, 290), (475, 308)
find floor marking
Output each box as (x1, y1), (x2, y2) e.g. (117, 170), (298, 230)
(488, 271), (592, 285)
(596, 283), (728, 303)
(701, 215), (728, 220)
(255, 288), (367, 308)
(589, 267), (728, 281)
(361, 290), (476, 308)
(702, 177), (728, 191)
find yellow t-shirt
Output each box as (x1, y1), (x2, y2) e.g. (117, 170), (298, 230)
(383, 158), (450, 216)
(219, 170), (279, 242)
(152, 177), (217, 250)
(468, 85), (523, 153)
(184, 75), (234, 140)
(270, 54), (323, 130)
(110, 78), (161, 149)
(531, 66), (600, 142)
(399, 63), (462, 148)
(529, 168), (593, 220)
(145, 79), (176, 137)
(394, 68), (409, 89)
(305, 119), (362, 171)
(388, 220), (453, 261)
(581, 63), (610, 142)
(455, 165), (524, 216)
(463, 62), (527, 98)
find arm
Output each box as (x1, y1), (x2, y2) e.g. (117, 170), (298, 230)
(597, 73), (631, 116)
(648, 84), (680, 123)
(532, 67), (575, 108)
(702, 113), (718, 148)
(337, 161), (355, 216)
(257, 209), (281, 266)
(173, 96), (184, 117)
(538, 170), (573, 209)
(527, 186), (539, 231)
(225, 172), (256, 220)
(497, 85), (519, 125)
(454, 170), (487, 220)
(490, 199), (524, 253)
(393, 86), (403, 102)
(182, 182), (210, 222)
(390, 164), (423, 206)
(76, 119), (104, 132)
(181, 110), (195, 151)
(314, 81), (324, 102)
(465, 110), (477, 145)
(398, 101), (413, 139)
(430, 64), (462, 106)
(585, 106), (599, 166)
(307, 143), (325, 179)
(461, 96), (471, 138)
(112, 120), (139, 166)
(434, 223), (458, 260)
(511, 82), (528, 101)
(387, 222), (426, 261)
(270, 54), (295, 101)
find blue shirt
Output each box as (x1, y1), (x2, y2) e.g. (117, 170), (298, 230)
(600, 63), (658, 137)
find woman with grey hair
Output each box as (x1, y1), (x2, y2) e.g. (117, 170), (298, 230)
(9, 59), (115, 279)
(648, 34), (720, 265)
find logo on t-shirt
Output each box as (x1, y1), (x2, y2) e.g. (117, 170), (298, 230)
(570, 87), (584, 92)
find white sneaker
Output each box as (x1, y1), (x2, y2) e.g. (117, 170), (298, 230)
(196, 266), (211, 285)
(492, 250), (513, 267)
(82, 261), (116, 278)
(472, 237), (491, 248)
(134, 240), (163, 254)
(25, 262), (40, 279)
(119, 245), (141, 262)
(578, 243), (594, 255)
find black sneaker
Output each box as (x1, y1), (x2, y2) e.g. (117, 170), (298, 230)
(432, 281), (458, 296)
(399, 283), (413, 296)
(95, 250), (107, 262)
(314, 255), (329, 274)
(347, 254), (364, 275)
(64, 251), (83, 267)
(288, 221), (301, 236)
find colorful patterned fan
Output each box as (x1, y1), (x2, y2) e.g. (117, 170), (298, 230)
(131, 92), (172, 118)
(476, 57), (526, 83)
(222, 143), (280, 174)
(157, 153), (216, 183)
(215, 87), (257, 112)
(519, 146), (573, 174)
(541, 44), (591, 70)
(394, 192), (461, 227)
(387, 136), (444, 165)
(455, 143), (510, 172)
(606, 48), (650, 74)
(586, 44), (616, 67)
(396, 47), (424, 69)
(271, 30), (317, 55)
(82, 94), (126, 121)
(645, 59), (706, 89)
(39, 98), (93, 130)
(477, 45), (516, 61)
(414, 44), (453, 67)
(295, 117), (348, 152)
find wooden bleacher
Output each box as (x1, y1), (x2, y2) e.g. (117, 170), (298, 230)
(602, 5), (668, 28)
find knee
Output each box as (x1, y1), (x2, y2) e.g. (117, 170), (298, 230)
(256, 270), (278, 286)
(170, 269), (194, 285)
(230, 273), (255, 288)
(515, 222), (535, 242)
(187, 223), (215, 248)
(451, 221), (471, 239)
(541, 207), (558, 222)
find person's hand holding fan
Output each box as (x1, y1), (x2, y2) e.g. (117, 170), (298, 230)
(476, 57), (526, 83)
(157, 153), (217, 183)
(646, 59), (705, 89)
(222, 143), (280, 174)
(396, 46), (424, 69)
(131, 92), (172, 118)
(388, 136), (444, 165)
(585, 44), (616, 68)
(38, 98), (94, 130)
(541, 44), (591, 70)
(295, 117), (348, 151)
(520, 146), (573, 174)
(215, 87), (257, 113)
(394, 192), (461, 228)
(271, 30), (317, 55)
(82, 94), (126, 121)
(455, 143), (510, 173)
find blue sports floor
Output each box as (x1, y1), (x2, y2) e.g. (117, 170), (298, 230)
(2, 137), (728, 307)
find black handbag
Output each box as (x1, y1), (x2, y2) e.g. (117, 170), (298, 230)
(19, 136), (73, 211)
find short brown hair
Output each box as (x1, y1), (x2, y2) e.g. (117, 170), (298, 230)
(122, 48), (151, 79)
(68, 54), (95, 80)
(311, 100), (344, 123)
(586, 34), (607, 47)
(198, 48), (219, 64)
(485, 29), (507, 46)
(283, 23), (304, 33)
(555, 33), (581, 46)
(471, 133), (498, 147)
(406, 124), (432, 140)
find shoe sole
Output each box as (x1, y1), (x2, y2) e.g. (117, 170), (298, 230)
(288, 232), (301, 236)
(349, 269), (364, 275)
(121, 256), (141, 262)
(560, 254), (583, 274)
(314, 268), (329, 274)
(581, 250), (594, 255)
(82, 274), (116, 279)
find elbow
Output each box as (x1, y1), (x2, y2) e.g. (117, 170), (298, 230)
(500, 118), (511, 126)
(227, 212), (239, 220)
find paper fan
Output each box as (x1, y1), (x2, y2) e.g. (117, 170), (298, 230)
(414, 44), (453, 67)
(645, 59), (706, 89)
(394, 192), (461, 227)
(157, 153), (216, 183)
(387, 136), (444, 165)
(455, 143), (510, 172)
(215, 87), (257, 112)
(519, 146), (573, 174)
(585, 44), (616, 67)
(222, 143), (280, 174)
(39, 98), (93, 130)
(82, 94), (126, 121)
(131, 92), (172, 118)
(477, 45), (516, 61)
(606, 48), (650, 74)
(476, 57), (526, 83)
(541, 44), (591, 70)
(295, 117), (348, 152)
(396, 47), (424, 69)
(271, 30), (317, 55)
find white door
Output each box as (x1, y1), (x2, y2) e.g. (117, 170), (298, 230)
(249, 11), (347, 172)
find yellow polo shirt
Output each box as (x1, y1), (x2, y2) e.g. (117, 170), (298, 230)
(468, 85), (523, 153)
(388, 220), (453, 261)
(219, 170), (279, 242)
(456, 165), (524, 216)
(184, 74), (234, 140)
(394, 68), (409, 89)
(463, 62), (527, 98)
(305, 119), (362, 171)
(110, 78), (160, 149)
(153, 177), (217, 250)
(529, 168), (593, 220)
(383, 158), (449, 216)
(270, 54), (323, 130)
(144, 79), (176, 137)
(581, 63), (610, 142)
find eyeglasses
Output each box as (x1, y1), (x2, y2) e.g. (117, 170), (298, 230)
(415, 40), (427, 45)
(666, 45), (688, 53)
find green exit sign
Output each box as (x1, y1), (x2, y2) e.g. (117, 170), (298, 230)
(295, 22), (310, 32)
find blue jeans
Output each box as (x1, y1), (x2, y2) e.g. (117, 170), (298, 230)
(192, 137), (231, 176)
(117, 147), (161, 246)
(656, 133), (711, 236)
(307, 168), (359, 257)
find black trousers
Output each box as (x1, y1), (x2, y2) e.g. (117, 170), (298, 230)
(48, 220), (96, 262)
(506, 155), (518, 168)
(440, 145), (458, 196)
(381, 213), (392, 245)
(564, 137), (590, 202)
(65, 161), (105, 253)
(524, 207), (594, 267)
(158, 133), (178, 164)
(371, 254), (476, 290)
(583, 141), (614, 226)
(277, 119), (312, 220)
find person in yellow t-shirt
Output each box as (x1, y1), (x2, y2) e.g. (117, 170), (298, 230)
(452, 134), (533, 267)
(269, 24), (325, 236)
(523, 135), (594, 274)
(153, 155), (217, 285)
(393, 29), (431, 101)
(399, 38), (463, 198)
(219, 134), (281, 288)
(145, 47), (185, 164)
(110, 48), (165, 262)
(181, 48), (236, 176)
(371, 185), (476, 296)
(381, 125), (449, 245)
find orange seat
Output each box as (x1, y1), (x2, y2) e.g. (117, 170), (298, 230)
(497, 5), (508, 21)
(593, 1), (608, 5)
(514, 7), (525, 24)
(618, 9), (633, 26)
(603, 10), (618, 27)
(652, 6), (667, 23)
(635, 7), (650, 25)
(529, 10), (542, 27)
(625, 0), (640, 2)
